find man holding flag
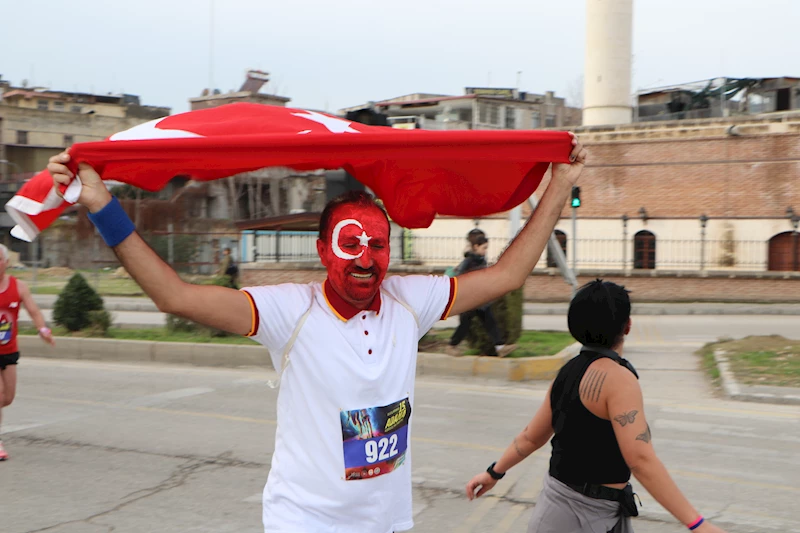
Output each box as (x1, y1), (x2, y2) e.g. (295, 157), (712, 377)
(45, 112), (586, 532)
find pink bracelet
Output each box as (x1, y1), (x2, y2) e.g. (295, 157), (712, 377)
(687, 516), (704, 530)
(39, 327), (51, 336)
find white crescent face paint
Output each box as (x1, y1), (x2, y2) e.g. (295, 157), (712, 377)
(331, 219), (367, 260)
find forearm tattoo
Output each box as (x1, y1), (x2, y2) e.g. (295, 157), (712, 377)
(636, 424), (652, 444)
(580, 369), (608, 403)
(613, 410), (638, 427)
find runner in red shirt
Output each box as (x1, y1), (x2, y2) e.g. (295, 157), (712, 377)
(0, 244), (55, 461)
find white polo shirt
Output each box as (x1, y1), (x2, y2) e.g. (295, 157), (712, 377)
(242, 274), (457, 533)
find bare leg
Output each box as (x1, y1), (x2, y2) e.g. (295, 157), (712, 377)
(0, 365), (17, 431)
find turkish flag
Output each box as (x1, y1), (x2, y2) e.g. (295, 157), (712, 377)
(5, 103), (572, 241)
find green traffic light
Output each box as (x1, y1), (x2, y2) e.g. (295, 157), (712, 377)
(571, 198), (581, 208)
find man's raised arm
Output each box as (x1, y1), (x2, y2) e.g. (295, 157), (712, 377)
(47, 154), (253, 336)
(449, 134), (587, 316)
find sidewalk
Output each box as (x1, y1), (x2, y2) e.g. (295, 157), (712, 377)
(31, 294), (800, 316)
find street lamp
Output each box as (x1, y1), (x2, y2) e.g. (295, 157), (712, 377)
(699, 214), (709, 271)
(638, 207), (648, 223)
(621, 214), (629, 271)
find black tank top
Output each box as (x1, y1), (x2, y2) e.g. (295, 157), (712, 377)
(548, 347), (639, 485)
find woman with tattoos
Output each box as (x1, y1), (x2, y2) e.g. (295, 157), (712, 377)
(466, 280), (728, 533)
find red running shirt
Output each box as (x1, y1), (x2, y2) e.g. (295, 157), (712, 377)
(0, 277), (21, 354)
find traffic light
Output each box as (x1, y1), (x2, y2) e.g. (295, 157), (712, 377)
(571, 186), (581, 208)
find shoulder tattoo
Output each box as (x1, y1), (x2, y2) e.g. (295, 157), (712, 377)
(580, 369), (608, 403)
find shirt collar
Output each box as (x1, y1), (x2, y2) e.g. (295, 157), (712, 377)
(323, 279), (381, 321)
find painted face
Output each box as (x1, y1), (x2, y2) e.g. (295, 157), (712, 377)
(319, 204), (390, 304)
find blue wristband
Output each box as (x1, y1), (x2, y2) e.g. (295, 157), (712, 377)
(87, 196), (136, 248)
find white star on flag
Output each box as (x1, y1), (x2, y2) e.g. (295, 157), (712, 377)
(291, 110), (361, 134)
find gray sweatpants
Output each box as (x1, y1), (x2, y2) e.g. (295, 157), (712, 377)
(527, 475), (634, 533)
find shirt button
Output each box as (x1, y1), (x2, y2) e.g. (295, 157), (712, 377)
(362, 315), (366, 320)
(368, 349), (373, 355)
(364, 331), (369, 336)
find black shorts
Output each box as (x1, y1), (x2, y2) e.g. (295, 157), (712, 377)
(0, 352), (19, 370)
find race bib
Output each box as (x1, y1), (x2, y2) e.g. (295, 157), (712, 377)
(340, 398), (411, 481)
(0, 315), (12, 345)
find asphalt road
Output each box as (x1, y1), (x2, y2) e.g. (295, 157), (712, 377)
(2, 311), (799, 533)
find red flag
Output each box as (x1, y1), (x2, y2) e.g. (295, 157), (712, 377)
(5, 103), (571, 241)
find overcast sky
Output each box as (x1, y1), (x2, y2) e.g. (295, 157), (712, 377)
(2, 0), (797, 115)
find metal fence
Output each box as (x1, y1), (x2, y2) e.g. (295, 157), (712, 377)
(241, 234), (776, 272)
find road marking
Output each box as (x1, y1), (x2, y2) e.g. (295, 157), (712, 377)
(453, 460), (530, 533)
(413, 436), (505, 453)
(661, 404), (800, 420)
(124, 387), (215, 407)
(493, 503), (527, 533)
(671, 469), (800, 494)
(135, 406), (277, 426)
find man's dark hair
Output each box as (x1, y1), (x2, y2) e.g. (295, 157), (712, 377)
(318, 190), (390, 240)
(567, 279), (631, 348)
(467, 229), (487, 246)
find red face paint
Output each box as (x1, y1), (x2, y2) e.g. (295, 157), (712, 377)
(320, 204), (390, 305)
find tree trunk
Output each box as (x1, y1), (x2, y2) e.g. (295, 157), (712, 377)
(256, 177), (263, 219)
(227, 177), (238, 220)
(248, 175), (257, 219)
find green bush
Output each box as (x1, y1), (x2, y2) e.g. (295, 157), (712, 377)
(466, 288), (523, 355)
(88, 309), (113, 336)
(53, 274), (105, 332)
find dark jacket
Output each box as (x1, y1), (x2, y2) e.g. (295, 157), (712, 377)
(455, 252), (488, 276)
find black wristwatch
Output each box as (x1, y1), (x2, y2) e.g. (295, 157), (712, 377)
(486, 462), (506, 480)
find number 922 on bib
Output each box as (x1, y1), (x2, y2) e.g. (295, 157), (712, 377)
(340, 398), (411, 481)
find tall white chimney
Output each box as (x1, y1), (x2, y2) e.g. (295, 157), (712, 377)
(583, 0), (634, 126)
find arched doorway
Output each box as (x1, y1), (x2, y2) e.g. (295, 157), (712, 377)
(768, 231), (799, 271)
(547, 230), (567, 268)
(634, 230), (656, 270)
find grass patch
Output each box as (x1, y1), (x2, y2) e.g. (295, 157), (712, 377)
(697, 335), (800, 388)
(19, 326), (259, 345)
(13, 269), (216, 297)
(696, 342), (722, 385)
(420, 328), (573, 358)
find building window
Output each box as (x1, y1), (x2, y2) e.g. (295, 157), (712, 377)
(531, 111), (541, 128)
(479, 104), (488, 124)
(505, 107), (516, 129)
(64, 135), (74, 147)
(54, 101), (65, 111)
(768, 231), (799, 271)
(547, 230), (567, 268)
(37, 99), (49, 111)
(17, 131), (28, 145)
(489, 104), (500, 125)
(546, 114), (557, 127)
(634, 230), (656, 269)
(71, 105), (82, 113)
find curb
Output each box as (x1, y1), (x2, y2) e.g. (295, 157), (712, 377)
(18, 336), (578, 382)
(417, 342), (579, 382)
(18, 336), (271, 369)
(712, 351), (800, 406)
